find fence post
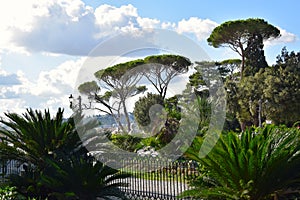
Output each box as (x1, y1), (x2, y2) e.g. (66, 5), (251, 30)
(117, 157), (199, 200)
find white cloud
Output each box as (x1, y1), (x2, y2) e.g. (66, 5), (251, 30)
(9, 1), (97, 55)
(0, 58), (83, 117)
(0, 68), (28, 99)
(0, 57), (85, 98)
(137, 17), (160, 29)
(161, 22), (176, 29)
(31, 58), (83, 96)
(0, 99), (28, 117)
(39, 95), (72, 117)
(0, 1), (163, 56)
(265, 27), (297, 47)
(176, 17), (218, 41)
(0, 1), (219, 57)
(94, 4), (138, 31)
(0, 1), (298, 57)
(31, 58), (83, 117)
(1, 0), (299, 118)
(0, 67), (8, 76)
(0, 73), (21, 85)
(0, 0), (50, 54)
(27, 57), (92, 117)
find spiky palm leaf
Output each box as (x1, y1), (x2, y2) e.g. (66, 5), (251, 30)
(0, 108), (129, 199)
(180, 125), (300, 200)
(40, 156), (130, 200)
(0, 108), (76, 168)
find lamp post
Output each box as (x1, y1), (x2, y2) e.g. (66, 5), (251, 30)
(69, 94), (92, 113)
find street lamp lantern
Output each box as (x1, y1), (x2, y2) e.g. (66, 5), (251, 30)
(68, 94), (92, 113)
(69, 94), (81, 112)
(69, 94), (74, 109)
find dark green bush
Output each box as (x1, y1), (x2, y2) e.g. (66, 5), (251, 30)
(181, 125), (300, 200)
(0, 109), (129, 200)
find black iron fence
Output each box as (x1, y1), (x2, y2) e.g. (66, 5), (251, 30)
(0, 158), (199, 199)
(114, 158), (200, 200)
(0, 160), (23, 182)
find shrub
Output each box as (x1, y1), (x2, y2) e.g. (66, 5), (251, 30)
(109, 134), (142, 152)
(0, 109), (129, 199)
(181, 125), (300, 200)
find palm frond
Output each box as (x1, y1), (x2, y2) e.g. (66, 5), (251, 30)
(181, 125), (300, 200)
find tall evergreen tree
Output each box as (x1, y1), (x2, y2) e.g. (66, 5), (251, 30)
(207, 18), (280, 79)
(244, 33), (268, 76)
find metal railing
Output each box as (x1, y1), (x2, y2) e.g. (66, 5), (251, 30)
(0, 158), (199, 199)
(0, 160), (23, 181)
(114, 158), (199, 200)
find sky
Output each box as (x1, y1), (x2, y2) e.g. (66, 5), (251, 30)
(0, 0), (299, 118)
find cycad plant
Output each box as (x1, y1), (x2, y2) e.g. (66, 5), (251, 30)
(0, 108), (78, 168)
(39, 155), (130, 200)
(180, 125), (300, 200)
(0, 108), (129, 199)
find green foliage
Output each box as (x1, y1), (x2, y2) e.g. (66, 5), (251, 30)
(223, 113), (241, 132)
(156, 117), (179, 145)
(236, 71), (265, 127)
(244, 32), (268, 75)
(8, 166), (50, 199)
(79, 54), (191, 133)
(216, 59), (241, 80)
(108, 132), (168, 152)
(143, 54), (192, 99)
(133, 92), (182, 146)
(135, 85), (147, 94)
(134, 93), (164, 128)
(135, 137), (163, 150)
(263, 47), (300, 125)
(188, 70), (207, 92)
(92, 59), (147, 132)
(195, 95), (211, 136)
(207, 18), (280, 79)
(95, 59), (145, 80)
(181, 125), (300, 200)
(109, 133), (142, 152)
(207, 18), (280, 48)
(230, 47), (300, 128)
(39, 156), (130, 200)
(186, 65), (213, 136)
(77, 81), (99, 96)
(0, 109), (129, 200)
(0, 185), (27, 200)
(164, 95), (181, 120)
(0, 108), (78, 168)
(144, 54), (191, 72)
(0, 108), (81, 199)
